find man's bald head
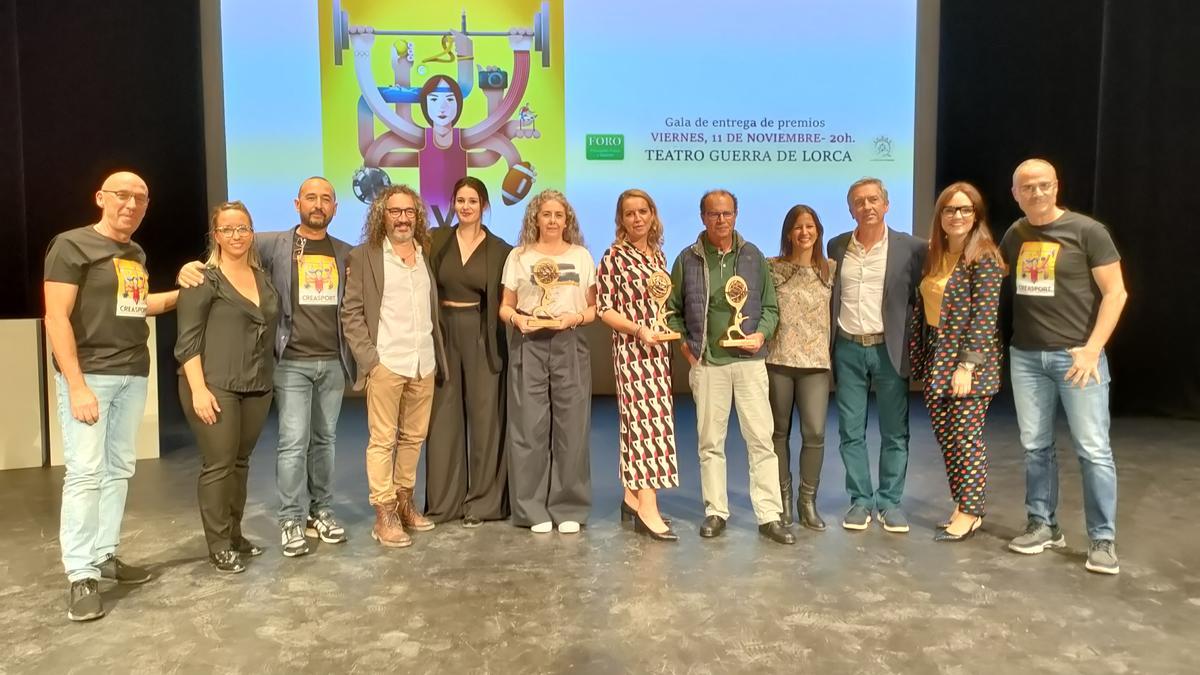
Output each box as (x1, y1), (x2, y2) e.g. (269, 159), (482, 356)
(94, 171), (150, 240)
(1012, 159), (1057, 186)
(295, 176), (338, 231)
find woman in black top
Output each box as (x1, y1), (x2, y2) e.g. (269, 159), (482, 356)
(176, 201), (279, 572)
(424, 176), (514, 526)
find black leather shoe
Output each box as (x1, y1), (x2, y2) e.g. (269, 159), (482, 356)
(232, 536), (264, 557)
(620, 501), (671, 526)
(758, 520), (796, 544)
(210, 550), (246, 574)
(934, 516), (982, 543)
(633, 513), (679, 542)
(699, 515), (727, 538)
(462, 515), (483, 528)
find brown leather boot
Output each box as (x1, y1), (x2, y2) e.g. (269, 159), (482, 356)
(371, 502), (412, 548)
(396, 487), (435, 532)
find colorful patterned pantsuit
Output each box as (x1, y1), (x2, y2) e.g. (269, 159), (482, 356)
(923, 390), (991, 517)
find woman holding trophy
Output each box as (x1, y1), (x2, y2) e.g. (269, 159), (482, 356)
(597, 189), (680, 542)
(499, 190), (597, 534)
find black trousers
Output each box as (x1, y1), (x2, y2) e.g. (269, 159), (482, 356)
(425, 305), (509, 522)
(179, 378), (273, 555)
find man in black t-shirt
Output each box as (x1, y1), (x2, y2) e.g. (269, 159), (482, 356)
(44, 171), (179, 621)
(1000, 159), (1128, 575)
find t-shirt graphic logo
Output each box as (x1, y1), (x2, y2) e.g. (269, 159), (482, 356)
(1016, 241), (1060, 297)
(298, 254), (338, 305)
(113, 258), (149, 317)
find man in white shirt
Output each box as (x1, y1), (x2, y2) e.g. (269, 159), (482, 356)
(342, 185), (447, 548)
(827, 178), (926, 533)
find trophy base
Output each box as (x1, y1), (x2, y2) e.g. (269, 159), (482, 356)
(654, 330), (681, 342)
(719, 337), (758, 348)
(527, 318), (564, 328)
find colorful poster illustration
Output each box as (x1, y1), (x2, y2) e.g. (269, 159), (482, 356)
(319, 0), (564, 227)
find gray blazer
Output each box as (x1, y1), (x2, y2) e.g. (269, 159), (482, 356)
(340, 243), (448, 392)
(827, 227), (926, 377)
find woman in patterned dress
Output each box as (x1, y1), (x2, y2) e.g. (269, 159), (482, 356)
(766, 205), (835, 531)
(908, 182), (1006, 542)
(597, 189), (679, 541)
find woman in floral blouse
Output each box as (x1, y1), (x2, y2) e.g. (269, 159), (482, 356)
(766, 205), (835, 531)
(909, 182), (1006, 542)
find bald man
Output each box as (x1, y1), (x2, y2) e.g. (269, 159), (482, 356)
(180, 176), (355, 558)
(44, 172), (179, 620)
(1000, 159), (1127, 575)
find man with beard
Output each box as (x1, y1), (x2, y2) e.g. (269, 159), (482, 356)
(180, 176), (355, 557)
(342, 185), (446, 547)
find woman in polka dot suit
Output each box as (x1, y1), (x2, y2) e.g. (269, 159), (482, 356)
(909, 182), (1006, 542)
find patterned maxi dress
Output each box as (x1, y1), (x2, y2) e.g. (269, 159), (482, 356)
(596, 242), (679, 490)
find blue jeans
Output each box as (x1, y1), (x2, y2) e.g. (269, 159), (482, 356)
(56, 373), (148, 582)
(833, 338), (911, 511)
(274, 358), (345, 524)
(1009, 347), (1117, 541)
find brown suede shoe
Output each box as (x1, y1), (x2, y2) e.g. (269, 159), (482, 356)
(371, 502), (412, 548)
(395, 487), (436, 532)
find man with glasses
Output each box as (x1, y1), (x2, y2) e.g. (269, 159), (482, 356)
(180, 176), (354, 557)
(1001, 158), (1127, 574)
(665, 189), (794, 544)
(827, 177), (926, 534)
(44, 171), (179, 620)
(342, 185), (445, 548)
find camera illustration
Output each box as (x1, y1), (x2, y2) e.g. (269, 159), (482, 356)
(479, 66), (509, 90)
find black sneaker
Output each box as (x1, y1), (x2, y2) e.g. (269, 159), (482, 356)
(281, 519), (310, 557)
(306, 510), (348, 544)
(1008, 518), (1067, 554)
(97, 556), (153, 584)
(232, 536), (264, 557)
(209, 550), (246, 574)
(1085, 539), (1120, 575)
(67, 579), (105, 622)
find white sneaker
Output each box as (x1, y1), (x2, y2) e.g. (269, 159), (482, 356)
(557, 521), (581, 534)
(531, 521), (553, 534)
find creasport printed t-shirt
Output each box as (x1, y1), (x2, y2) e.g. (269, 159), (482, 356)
(283, 234), (340, 360)
(1000, 211), (1120, 350)
(43, 226), (151, 376)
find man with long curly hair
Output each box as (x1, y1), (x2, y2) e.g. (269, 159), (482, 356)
(342, 184), (447, 548)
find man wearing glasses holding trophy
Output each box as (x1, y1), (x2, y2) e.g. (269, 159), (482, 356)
(665, 190), (795, 544)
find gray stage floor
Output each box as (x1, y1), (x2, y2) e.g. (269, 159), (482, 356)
(4, 394), (1199, 674)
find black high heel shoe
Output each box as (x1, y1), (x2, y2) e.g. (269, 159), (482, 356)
(620, 501), (671, 526)
(633, 512), (679, 542)
(933, 516), (982, 542)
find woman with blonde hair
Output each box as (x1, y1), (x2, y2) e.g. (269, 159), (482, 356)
(176, 202), (279, 573)
(597, 189), (679, 541)
(499, 189), (596, 534)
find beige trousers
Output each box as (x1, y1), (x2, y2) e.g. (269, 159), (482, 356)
(365, 365), (434, 505)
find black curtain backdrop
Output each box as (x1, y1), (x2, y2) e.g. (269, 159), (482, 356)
(936, 0), (1200, 419)
(3, 1), (1197, 419)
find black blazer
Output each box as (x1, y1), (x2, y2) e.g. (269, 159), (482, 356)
(827, 228), (927, 377)
(429, 225), (513, 374)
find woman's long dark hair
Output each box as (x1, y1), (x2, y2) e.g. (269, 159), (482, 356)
(924, 182), (1007, 276)
(777, 204), (830, 284)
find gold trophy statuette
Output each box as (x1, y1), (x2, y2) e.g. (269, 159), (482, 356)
(718, 275), (757, 348)
(646, 270), (680, 341)
(527, 257), (564, 328)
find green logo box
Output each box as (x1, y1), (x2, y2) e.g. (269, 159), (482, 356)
(585, 134), (625, 160)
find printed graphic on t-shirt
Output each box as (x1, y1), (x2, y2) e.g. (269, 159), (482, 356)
(1015, 242), (1060, 297)
(297, 255), (338, 305)
(113, 258), (149, 317)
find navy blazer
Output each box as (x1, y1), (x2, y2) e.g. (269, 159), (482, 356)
(255, 228), (355, 381)
(827, 227), (927, 377)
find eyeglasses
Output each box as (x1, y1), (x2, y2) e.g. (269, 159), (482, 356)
(215, 226), (253, 238)
(704, 211), (736, 221)
(941, 205), (975, 217)
(101, 190), (150, 206)
(386, 207), (418, 219)
(1018, 181), (1056, 196)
